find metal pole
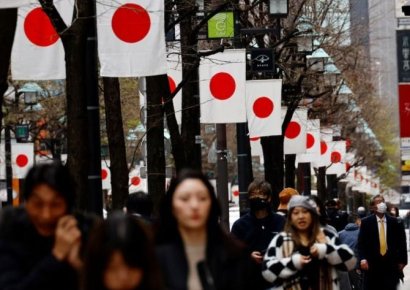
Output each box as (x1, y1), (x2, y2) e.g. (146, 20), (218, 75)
(216, 124), (229, 231)
(86, 0), (103, 215)
(5, 126), (13, 206)
(236, 123), (253, 216)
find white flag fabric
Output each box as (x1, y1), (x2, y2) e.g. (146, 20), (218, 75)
(326, 141), (346, 176)
(246, 79), (282, 138)
(11, 1), (73, 80)
(0, 143), (34, 179)
(101, 161), (111, 190)
(12, 143), (34, 178)
(0, 0), (32, 8)
(250, 137), (263, 157)
(129, 168), (147, 193)
(167, 43), (182, 125)
(312, 128), (333, 167)
(199, 49), (246, 123)
(283, 107), (308, 154)
(297, 119), (320, 163)
(97, 0), (167, 77)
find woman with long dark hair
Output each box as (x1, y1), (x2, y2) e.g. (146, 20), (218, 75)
(83, 212), (162, 290)
(156, 169), (252, 290)
(262, 195), (356, 290)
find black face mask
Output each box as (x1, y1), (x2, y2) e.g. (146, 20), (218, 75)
(249, 198), (270, 212)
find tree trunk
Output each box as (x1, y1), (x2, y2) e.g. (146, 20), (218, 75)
(0, 8), (17, 128)
(317, 166), (327, 201)
(146, 75), (166, 215)
(178, 1), (202, 170)
(261, 135), (284, 211)
(103, 77), (129, 210)
(285, 154), (296, 187)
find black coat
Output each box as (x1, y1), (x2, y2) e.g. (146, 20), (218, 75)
(156, 237), (253, 290)
(358, 214), (408, 290)
(0, 207), (78, 290)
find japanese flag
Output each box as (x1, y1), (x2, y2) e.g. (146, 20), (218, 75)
(246, 79), (282, 138)
(11, 1), (73, 80)
(0, 0), (32, 8)
(199, 49), (246, 123)
(101, 161), (111, 190)
(97, 0), (167, 77)
(167, 43), (182, 124)
(12, 143), (34, 178)
(283, 107), (308, 154)
(129, 168), (147, 193)
(296, 119), (320, 163)
(250, 136), (263, 157)
(312, 128), (333, 168)
(326, 141), (346, 176)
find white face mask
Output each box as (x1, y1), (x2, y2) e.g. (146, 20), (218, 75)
(376, 202), (387, 214)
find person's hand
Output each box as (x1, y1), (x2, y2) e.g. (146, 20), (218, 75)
(315, 230), (327, 243)
(300, 255), (311, 267)
(52, 215), (82, 262)
(250, 251), (263, 264)
(66, 239), (83, 270)
(398, 263), (406, 271)
(360, 259), (369, 271)
(310, 245), (319, 258)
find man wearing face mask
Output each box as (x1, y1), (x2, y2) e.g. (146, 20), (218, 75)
(231, 180), (285, 290)
(358, 195), (407, 290)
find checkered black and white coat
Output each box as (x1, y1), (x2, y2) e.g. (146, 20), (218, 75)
(262, 228), (356, 290)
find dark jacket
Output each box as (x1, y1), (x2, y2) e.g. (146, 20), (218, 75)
(0, 207), (78, 290)
(231, 211), (285, 290)
(358, 214), (407, 289)
(231, 211), (285, 253)
(156, 237), (252, 290)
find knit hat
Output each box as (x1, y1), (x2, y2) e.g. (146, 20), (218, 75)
(278, 187), (299, 210)
(288, 195), (317, 214)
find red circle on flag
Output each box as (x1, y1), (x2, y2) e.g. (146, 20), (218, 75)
(101, 169), (108, 180)
(16, 155), (29, 167)
(331, 151), (341, 163)
(320, 141), (327, 155)
(209, 72), (236, 100)
(250, 137), (260, 141)
(253, 97), (274, 118)
(233, 190), (239, 197)
(285, 121), (301, 139)
(24, 8), (59, 47)
(168, 76), (176, 93)
(131, 176), (141, 186)
(306, 133), (315, 149)
(112, 3), (151, 43)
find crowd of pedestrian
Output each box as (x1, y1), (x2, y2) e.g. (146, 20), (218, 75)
(0, 162), (407, 290)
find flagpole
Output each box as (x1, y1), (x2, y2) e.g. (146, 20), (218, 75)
(85, 0), (103, 215)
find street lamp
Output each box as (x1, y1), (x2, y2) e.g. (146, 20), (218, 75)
(269, 0), (288, 17)
(23, 91), (38, 106)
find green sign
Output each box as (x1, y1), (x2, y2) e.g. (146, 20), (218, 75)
(208, 12), (234, 38)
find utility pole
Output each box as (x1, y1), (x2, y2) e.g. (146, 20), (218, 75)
(216, 124), (229, 231)
(5, 125), (13, 206)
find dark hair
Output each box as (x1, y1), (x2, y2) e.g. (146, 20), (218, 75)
(308, 195), (330, 226)
(83, 212), (162, 290)
(22, 162), (75, 211)
(126, 191), (153, 218)
(156, 168), (221, 243)
(247, 180), (272, 197)
(347, 213), (360, 223)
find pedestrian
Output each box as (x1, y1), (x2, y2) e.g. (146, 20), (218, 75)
(357, 206), (367, 219)
(231, 180), (285, 289)
(262, 195), (356, 290)
(358, 194), (408, 290)
(339, 213), (363, 290)
(325, 199), (348, 232)
(277, 187), (299, 217)
(309, 195), (338, 236)
(124, 191), (154, 223)
(155, 169), (252, 290)
(83, 211), (162, 290)
(0, 162), (85, 290)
